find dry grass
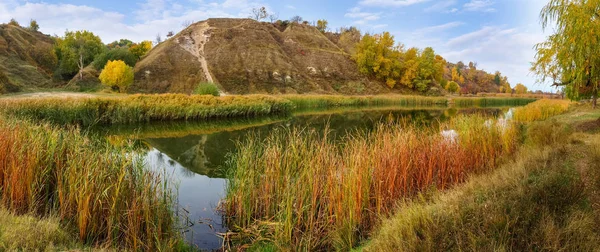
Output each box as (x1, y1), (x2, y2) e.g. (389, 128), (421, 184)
(513, 99), (572, 122)
(0, 116), (181, 250)
(224, 115), (519, 250)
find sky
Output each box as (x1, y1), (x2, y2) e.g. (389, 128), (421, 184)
(0, 0), (556, 92)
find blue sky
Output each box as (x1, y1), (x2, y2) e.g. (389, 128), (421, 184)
(0, 0), (554, 91)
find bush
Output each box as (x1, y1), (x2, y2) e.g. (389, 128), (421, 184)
(92, 48), (137, 70)
(426, 87), (443, 97)
(193, 82), (220, 96)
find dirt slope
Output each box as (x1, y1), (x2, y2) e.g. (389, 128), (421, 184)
(0, 24), (56, 93)
(132, 18), (387, 95)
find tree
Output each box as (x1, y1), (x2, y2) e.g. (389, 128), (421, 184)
(354, 32), (402, 88)
(8, 18), (19, 26)
(532, 0), (600, 108)
(92, 48), (137, 70)
(29, 19), (39, 31)
(494, 71), (501, 85)
(129, 41), (152, 60)
(290, 16), (303, 24)
(515, 83), (528, 94)
(107, 39), (133, 49)
(445, 81), (460, 93)
(250, 7), (268, 21)
(269, 13), (279, 23)
(99, 60), (134, 93)
(316, 19), (328, 33)
(166, 31), (174, 38)
(182, 20), (193, 28)
(400, 48), (420, 89)
(56, 30), (104, 80)
(155, 34), (162, 45)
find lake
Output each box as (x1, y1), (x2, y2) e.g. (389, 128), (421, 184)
(94, 106), (510, 250)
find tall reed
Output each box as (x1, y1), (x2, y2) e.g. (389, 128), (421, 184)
(513, 99), (572, 122)
(453, 97), (536, 107)
(0, 94), (294, 126)
(282, 95), (448, 109)
(224, 115), (519, 250)
(0, 116), (180, 250)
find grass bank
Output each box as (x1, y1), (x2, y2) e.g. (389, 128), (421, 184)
(282, 95), (448, 109)
(363, 103), (600, 251)
(224, 115), (519, 250)
(0, 116), (182, 250)
(0, 94), (294, 126)
(452, 97), (537, 107)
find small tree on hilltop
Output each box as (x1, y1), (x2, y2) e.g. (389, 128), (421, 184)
(8, 18), (19, 26)
(269, 13), (279, 23)
(99, 60), (134, 93)
(129, 40), (152, 60)
(316, 19), (328, 33)
(290, 16), (303, 24)
(250, 7), (268, 21)
(29, 19), (39, 31)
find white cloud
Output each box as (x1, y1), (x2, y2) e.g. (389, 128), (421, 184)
(416, 21), (464, 34)
(0, 0), (267, 43)
(424, 0), (457, 12)
(345, 7), (382, 24)
(359, 0), (430, 7)
(463, 0), (495, 12)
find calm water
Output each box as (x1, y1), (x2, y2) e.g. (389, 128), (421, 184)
(96, 106), (509, 250)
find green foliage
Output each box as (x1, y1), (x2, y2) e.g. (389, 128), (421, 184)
(54, 30), (104, 80)
(193, 82), (221, 96)
(532, 0), (600, 106)
(92, 48), (137, 70)
(316, 19), (328, 33)
(31, 42), (58, 73)
(129, 41), (152, 60)
(28, 19), (39, 31)
(99, 60), (134, 93)
(445, 81), (460, 93)
(107, 39), (133, 49)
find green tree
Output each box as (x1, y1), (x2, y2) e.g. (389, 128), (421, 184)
(129, 41), (152, 60)
(92, 48), (137, 70)
(29, 19), (39, 31)
(316, 19), (328, 33)
(56, 30), (104, 80)
(99, 60), (134, 93)
(532, 0), (600, 108)
(445, 81), (460, 93)
(107, 39), (133, 49)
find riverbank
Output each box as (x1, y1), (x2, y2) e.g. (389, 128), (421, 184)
(361, 102), (600, 251)
(0, 93), (537, 126)
(222, 99), (581, 251)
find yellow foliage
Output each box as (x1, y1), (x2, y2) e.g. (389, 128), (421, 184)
(98, 60), (134, 93)
(129, 40), (152, 59)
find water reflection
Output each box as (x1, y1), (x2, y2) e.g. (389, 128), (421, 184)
(96, 106), (510, 250)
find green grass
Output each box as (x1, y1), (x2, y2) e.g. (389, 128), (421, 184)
(453, 97), (537, 107)
(282, 94), (449, 109)
(193, 82), (221, 96)
(0, 94), (294, 126)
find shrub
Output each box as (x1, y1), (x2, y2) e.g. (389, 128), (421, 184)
(8, 18), (19, 26)
(445, 81), (460, 93)
(426, 87), (443, 97)
(92, 48), (137, 70)
(193, 82), (220, 96)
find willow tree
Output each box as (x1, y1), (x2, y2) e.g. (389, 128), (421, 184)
(532, 0), (600, 108)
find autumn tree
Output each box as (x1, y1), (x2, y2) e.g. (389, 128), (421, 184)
(55, 30), (104, 80)
(445, 81), (460, 93)
(29, 19), (39, 31)
(99, 60), (134, 93)
(316, 19), (328, 33)
(532, 0), (600, 108)
(514, 83), (528, 94)
(93, 48), (137, 70)
(354, 32), (402, 88)
(107, 39), (133, 49)
(251, 7), (268, 21)
(129, 40), (152, 60)
(8, 18), (19, 26)
(400, 47), (420, 89)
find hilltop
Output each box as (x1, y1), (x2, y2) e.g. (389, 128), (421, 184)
(132, 18), (389, 95)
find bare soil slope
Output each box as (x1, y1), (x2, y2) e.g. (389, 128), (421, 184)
(133, 18), (387, 95)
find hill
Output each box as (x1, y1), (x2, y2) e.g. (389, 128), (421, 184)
(0, 23), (57, 93)
(132, 18), (388, 95)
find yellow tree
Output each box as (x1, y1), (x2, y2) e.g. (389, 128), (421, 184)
(99, 60), (134, 93)
(399, 47), (420, 88)
(129, 41), (153, 60)
(514, 83), (528, 94)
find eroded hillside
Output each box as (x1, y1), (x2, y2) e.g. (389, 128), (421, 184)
(133, 18), (387, 95)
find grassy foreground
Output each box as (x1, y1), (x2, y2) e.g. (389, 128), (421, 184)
(223, 99), (581, 251)
(360, 101), (600, 251)
(0, 117), (182, 250)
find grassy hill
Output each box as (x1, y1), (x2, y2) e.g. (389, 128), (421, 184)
(0, 23), (57, 93)
(132, 18), (389, 95)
